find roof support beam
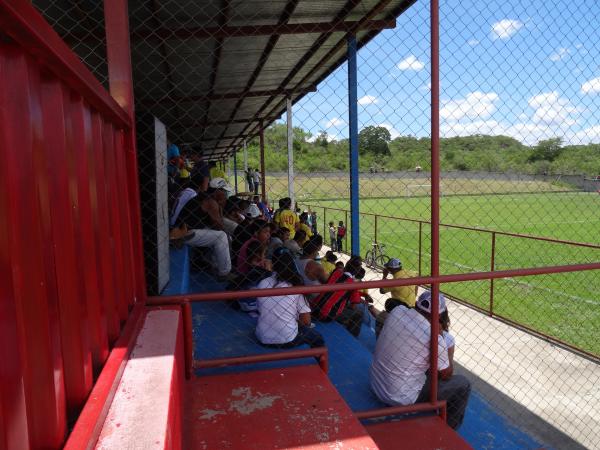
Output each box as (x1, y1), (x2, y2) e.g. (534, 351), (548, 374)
(130, 19), (396, 40)
(215, 0), (300, 149)
(139, 87), (315, 106)
(200, 0), (230, 142)
(231, 0), (397, 149)
(226, 0), (363, 149)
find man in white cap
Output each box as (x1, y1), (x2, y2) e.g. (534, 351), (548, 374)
(370, 290), (471, 430)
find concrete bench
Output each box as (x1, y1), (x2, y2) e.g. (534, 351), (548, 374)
(95, 307), (184, 449)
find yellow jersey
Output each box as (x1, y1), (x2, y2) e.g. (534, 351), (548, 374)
(321, 260), (336, 275)
(298, 223), (313, 244)
(380, 269), (418, 307)
(276, 209), (298, 238)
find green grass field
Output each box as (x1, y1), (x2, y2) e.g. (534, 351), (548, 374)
(299, 190), (600, 356)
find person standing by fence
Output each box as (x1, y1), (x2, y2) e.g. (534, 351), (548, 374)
(336, 221), (346, 252)
(329, 221), (337, 250)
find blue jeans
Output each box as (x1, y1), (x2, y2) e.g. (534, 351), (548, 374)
(261, 325), (325, 349)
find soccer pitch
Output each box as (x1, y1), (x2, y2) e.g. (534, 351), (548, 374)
(306, 192), (600, 356)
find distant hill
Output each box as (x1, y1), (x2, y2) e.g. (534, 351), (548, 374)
(237, 124), (600, 176)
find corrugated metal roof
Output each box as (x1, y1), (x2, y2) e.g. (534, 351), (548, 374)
(33, 0), (416, 159)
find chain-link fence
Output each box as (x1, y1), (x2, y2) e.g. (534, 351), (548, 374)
(33, 0), (600, 448)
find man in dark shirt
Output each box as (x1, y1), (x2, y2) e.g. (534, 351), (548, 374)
(174, 174), (232, 279)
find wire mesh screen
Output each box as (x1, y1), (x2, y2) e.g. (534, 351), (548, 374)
(32, 0), (600, 448)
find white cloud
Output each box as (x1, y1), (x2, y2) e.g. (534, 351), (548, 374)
(440, 92), (499, 121)
(325, 117), (344, 128)
(357, 95), (379, 105)
(528, 91), (580, 126)
(420, 82), (432, 92)
(379, 123), (400, 139)
(582, 77), (600, 94)
(467, 39), (480, 46)
(397, 55), (425, 71)
(549, 47), (570, 61)
(491, 19), (523, 40)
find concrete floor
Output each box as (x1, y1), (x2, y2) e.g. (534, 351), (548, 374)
(327, 248), (600, 449)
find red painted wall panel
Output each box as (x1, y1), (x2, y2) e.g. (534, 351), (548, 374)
(0, 45), (31, 450)
(92, 115), (121, 344)
(41, 79), (96, 416)
(114, 130), (136, 309)
(1, 46), (67, 448)
(103, 124), (128, 324)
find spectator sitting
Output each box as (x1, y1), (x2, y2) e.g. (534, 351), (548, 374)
(373, 258), (418, 336)
(335, 261), (344, 271)
(208, 178), (234, 209)
(310, 256), (365, 337)
(274, 197), (298, 238)
(272, 198), (284, 225)
(237, 220), (271, 274)
(296, 236), (329, 294)
(267, 227), (290, 260)
(253, 195), (271, 220)
(321, 250), (338, 275)
(223, 198), (243, 236)
(174, 173), (232, 280)
(356, 266), (375, 305)
(297, 212), (313, 244)
(283, 229), (306, 258)
(370, 290), (471, 430)
(231, 203), (261, 257)
(255, 248), (324, 349)
(227, 241), (272, 313)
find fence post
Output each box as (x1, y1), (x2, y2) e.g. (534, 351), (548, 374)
(323, 207), (327, 238)
(418, 221), (423, 276)
(374, 214), (378, 243)
(489, 232), (496, 316)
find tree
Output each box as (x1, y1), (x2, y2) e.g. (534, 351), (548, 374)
(358, 126), (391, 155)
(528, 138), (563, 162)
(315, 130), (329, 148)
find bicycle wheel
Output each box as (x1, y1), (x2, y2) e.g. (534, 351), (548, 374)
(375, 254), (390, 269)
(364, 250), (374, 268)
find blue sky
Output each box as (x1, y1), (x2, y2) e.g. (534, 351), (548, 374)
(277, 0), (600, 146)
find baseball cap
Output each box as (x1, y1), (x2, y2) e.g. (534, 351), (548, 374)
(415, 290), (447, 314)
(245, 203), (261, 218)
(209, 177), (234, 193)
(384, 258), (402, 269)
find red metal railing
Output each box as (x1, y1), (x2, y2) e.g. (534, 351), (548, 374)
(308, 203), (600, 359)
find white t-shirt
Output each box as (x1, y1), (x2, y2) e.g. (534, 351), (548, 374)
(170, 188), (197, 226)
(255, 276), (311, 345)
(443, 330), (455, 349)
(222, 217), (239, 235)
(253, 171), (261, 183)
(370, 306), (449, 406)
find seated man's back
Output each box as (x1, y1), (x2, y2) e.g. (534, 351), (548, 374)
(370, 306), (449, 406)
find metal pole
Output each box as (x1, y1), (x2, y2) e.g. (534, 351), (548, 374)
(418, 221), (423, 276)
(286, 97), (295, 206)
(489, 232), (496, 316)
(348, 34), (360, 257)
(374, 215), (378, 243)
(429, 0), (441, 408)
(233, 150), (238, 194)
(259, 121), (266, 201)
(243, 140), (248, 191)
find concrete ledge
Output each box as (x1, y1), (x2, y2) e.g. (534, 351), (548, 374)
(96, 308), (184, 450)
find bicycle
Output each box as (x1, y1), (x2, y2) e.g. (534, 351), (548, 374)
(364, 242), (389, 269)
